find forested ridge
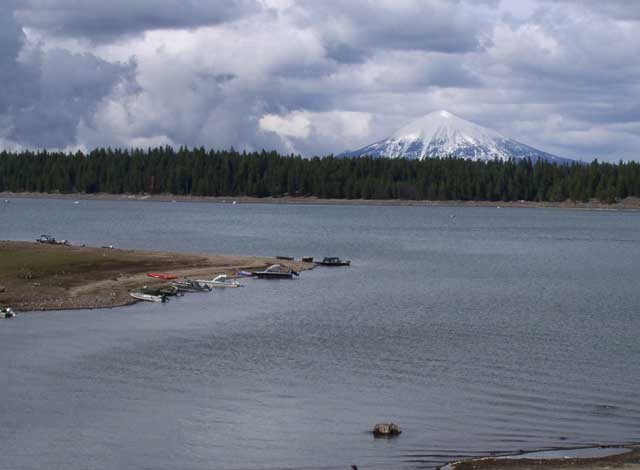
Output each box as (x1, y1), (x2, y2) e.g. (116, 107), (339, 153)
(1, 147), (639, 203)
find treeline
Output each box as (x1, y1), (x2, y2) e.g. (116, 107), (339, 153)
(1, 147), (639, 203)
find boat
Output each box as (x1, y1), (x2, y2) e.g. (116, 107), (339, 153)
(253, 264), (298, 279)
(140, 285), (180, 296)
(129, 292), (167, 302)
(36, 234), (70, 245)
(147, 273), (177, 280)
(236, 271), (254, 277)
(169, 280), (212, 292)
(0, 307), (16, 319)
(314, 257), (351, 266)
(195, 274), (240, 288)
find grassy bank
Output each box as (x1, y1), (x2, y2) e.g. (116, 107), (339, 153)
(0, 241), (311, 312)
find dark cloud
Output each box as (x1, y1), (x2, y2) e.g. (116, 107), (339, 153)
(0, 4), (32, 120)
(292, 0), (489, 63)
(0, 3), (23, 59)
(0, 5), (137, 148)
(16, 0), (260, 42)
(556, 1), (640, 20)
(12, 51), (137, 148)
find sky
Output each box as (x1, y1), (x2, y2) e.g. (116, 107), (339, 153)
(1, 0), (639, 162)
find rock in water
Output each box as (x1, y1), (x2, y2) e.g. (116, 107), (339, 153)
(373, 422), (402, 436)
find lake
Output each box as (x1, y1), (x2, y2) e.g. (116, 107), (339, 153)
(1, 198), (639, 470)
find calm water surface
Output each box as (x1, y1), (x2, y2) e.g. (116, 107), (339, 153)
(1, 198), (639, 470)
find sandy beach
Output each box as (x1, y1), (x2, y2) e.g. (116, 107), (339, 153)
(0, 241), (312, 312)
(3, 191), (640, 211)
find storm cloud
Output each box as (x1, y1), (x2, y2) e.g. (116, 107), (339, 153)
(0, 4), (136, 149)
(1, 0), (639, 161)
(16, 0), (259, 42)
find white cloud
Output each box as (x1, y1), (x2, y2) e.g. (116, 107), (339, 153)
(1, 0), (639, 161)
(259, 110), (372, 155)
(260, 113), (311, 139)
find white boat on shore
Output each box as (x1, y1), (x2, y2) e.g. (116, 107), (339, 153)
(129, 292), (167, 302)
(195, 274), (240, 288)
(169, 280), (212, 292)
(0, 307), (16, 318)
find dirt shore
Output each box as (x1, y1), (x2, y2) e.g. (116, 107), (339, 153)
(0, 241), (311, 312)
(3, 191), (640, 211)
(451, 445), (640, 470)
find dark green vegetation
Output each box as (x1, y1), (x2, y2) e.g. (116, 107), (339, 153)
(1, 147), (639, 202)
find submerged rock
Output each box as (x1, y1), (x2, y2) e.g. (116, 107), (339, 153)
(372, 422), (401, 437)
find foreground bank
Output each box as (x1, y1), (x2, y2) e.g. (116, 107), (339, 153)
(451, 445), (640, 470)
(0, 241), (311, 311)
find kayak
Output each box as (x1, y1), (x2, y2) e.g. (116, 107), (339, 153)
(147, 273), (177, 280)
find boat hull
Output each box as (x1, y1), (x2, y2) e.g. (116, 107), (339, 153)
(253, 272), (294, 279)
(0, 308), (16, 318)
(129, 292), (166, 302)
(202, 282), (240, 288)
(169, 281), (212, 292)
(195, 276), (240, 288)
(141, 286), (180, 296)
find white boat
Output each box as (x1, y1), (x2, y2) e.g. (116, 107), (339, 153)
(0, 307), (16, 318)
(169, 280), (212, 292)
(195, 274), (240, 288)
(129, 292), (167, 302)
(253, 264), (298, 279)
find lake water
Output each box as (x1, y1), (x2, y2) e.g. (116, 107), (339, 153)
(1, 198), (640, 470)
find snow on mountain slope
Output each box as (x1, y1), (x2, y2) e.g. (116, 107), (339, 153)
(339, 110), (573, 163)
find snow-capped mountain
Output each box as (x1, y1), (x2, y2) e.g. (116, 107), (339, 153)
(339, 110), (572, 163)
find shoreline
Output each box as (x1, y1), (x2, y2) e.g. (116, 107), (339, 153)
(0, 241), (312, 312)
(449, 444), (640, 470)
(3, 191), (640, 211)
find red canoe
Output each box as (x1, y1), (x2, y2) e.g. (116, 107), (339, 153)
(147, 273), (177, 280)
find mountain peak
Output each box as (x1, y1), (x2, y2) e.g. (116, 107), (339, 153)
(339, 110), (572, 163)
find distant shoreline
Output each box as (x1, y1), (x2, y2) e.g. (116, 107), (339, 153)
(2, 191), (640, 211)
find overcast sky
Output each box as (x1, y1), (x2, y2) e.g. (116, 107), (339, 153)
(1, 0), (639, 161)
